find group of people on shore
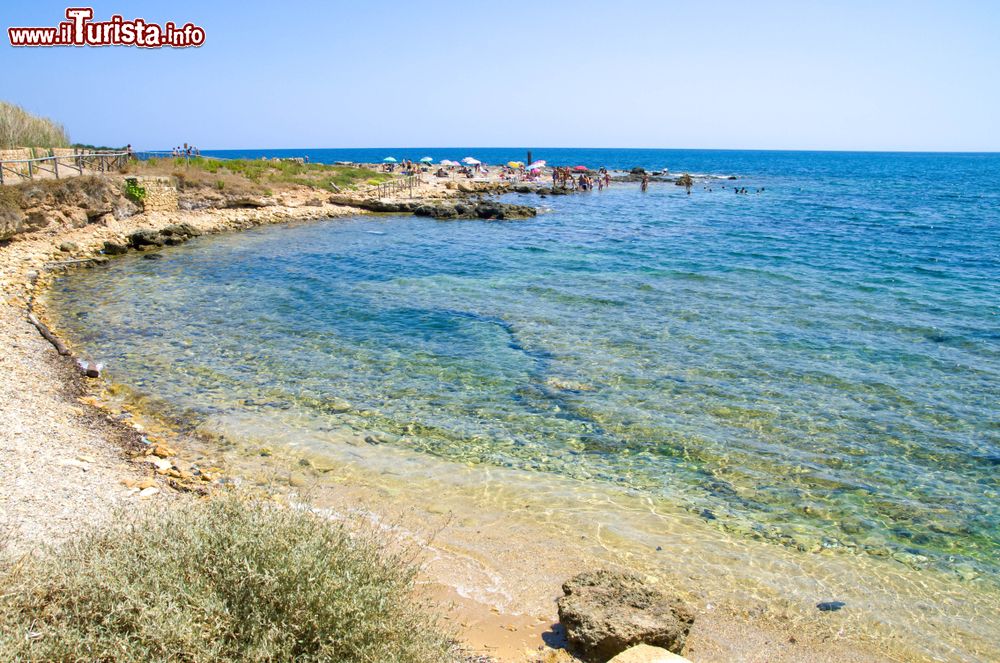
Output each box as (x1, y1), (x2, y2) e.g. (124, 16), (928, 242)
(434, 165), (483, 179)
(551, 167), (612, 191)
(383, 159), (439, 176)
(171, 143), (200, 158)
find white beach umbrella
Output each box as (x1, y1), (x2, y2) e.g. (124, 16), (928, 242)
(527, 160), (546, 169)
(461, 157), (481, 165)
(420, 156), (434, 163)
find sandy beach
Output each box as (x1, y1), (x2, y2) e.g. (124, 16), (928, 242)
(4, 166), (993, 662)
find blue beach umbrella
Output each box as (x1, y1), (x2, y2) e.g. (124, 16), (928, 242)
(383, 157), (397, 163)
(420, 156), (434, 163)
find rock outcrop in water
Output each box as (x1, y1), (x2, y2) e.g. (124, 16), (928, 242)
(414, 200), (536, 220)
(126, 223), (202, 249)
(557, 570), (694, 662)
(329, 195), (537, 220)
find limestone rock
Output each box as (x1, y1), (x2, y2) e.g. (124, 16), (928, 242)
(223, 196), (273, 209)
(149, 457), (172, 471)
(608, 644), (692, 662)
(113, 199), (141, 219)
(128, 228), (165, 248)
(102, 240), (128, 255)
(557, 570), (694, 662)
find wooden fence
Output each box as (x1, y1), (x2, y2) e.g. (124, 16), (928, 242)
(0, 151), (130, 185)
(367, 175), (419, 199)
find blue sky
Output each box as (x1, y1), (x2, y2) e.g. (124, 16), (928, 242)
(2, 1), (998, 151)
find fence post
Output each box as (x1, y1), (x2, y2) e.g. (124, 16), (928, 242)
(0, 162), (4, 186)
(53, 155), (60, 179)
(28, 159), (34, 179)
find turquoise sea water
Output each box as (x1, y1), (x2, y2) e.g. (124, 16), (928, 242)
(51, 150), (999, 586)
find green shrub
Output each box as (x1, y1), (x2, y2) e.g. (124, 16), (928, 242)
(124, 177), (146, 202)
(0, 495), (456, 662)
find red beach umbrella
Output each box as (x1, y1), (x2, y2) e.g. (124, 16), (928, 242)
(573, 165), (588, 171)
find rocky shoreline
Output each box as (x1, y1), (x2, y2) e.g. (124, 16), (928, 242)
(1, 180), (379, 554)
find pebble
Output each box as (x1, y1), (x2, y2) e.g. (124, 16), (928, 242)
(57, 458), (90, 472)
(954, 564), (979, 582)
(816, 601), (846, 612)
(892, 551), (928, 567)
(138, 486), (160, 498)
(151, 444), (177, 458)
(148, 457), (172, 471)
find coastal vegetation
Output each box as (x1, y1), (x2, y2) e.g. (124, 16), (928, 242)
(131, 157), (393, 194)
(0, 101), (70, 149)
(0, 494), (455, 662)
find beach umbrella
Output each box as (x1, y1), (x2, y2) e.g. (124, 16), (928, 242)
(527, 160), (546, 169)
(383, 157), (397, 163)
(507, 161), (524, 168)
(462, 157), (481, 165)
(573, 165), (588, 171)
(420, 156), (433, 163)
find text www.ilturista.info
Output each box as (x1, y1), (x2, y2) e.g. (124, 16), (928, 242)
(8, 7), (205, 48)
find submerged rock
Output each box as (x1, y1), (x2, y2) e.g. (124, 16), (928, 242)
(557, 570), (694, 662)
(816, 600), (846, 612)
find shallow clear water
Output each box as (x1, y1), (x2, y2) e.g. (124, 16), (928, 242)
(51, 150), (1000, 587)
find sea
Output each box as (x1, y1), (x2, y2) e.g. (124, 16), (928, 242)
(48, 149), (1000, 658)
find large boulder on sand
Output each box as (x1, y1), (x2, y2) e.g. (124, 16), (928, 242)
(557, 570), (694, 662)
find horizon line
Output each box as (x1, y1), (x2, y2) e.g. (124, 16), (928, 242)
(155, 146), (1000, 156)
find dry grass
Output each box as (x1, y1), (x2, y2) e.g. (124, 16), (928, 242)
(0, 101), (69, 150)
(0, 494), (456, 662)
(125, 157), (393, 194)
